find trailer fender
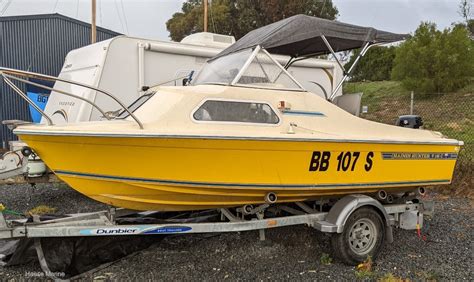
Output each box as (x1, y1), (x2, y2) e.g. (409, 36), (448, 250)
(312, 194), (393, 243)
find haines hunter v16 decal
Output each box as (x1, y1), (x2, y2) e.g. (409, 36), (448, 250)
(382, 152), (458, 160)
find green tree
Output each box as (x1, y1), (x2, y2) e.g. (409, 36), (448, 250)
(391, 22), (474, 94)
(345, 46), (396, 82)
(469, 19), (474, 34)
(458, 0), (473, 35)
(166, 0), (338, 42)
(166, 0), (232, 42)
(458, 0), (472, 24)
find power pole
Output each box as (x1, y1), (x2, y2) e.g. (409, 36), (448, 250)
(203, 0), (208, 32)
(91, 0), (97, 43)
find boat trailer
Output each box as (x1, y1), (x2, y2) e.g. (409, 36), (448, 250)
(0, 194), (433, 279)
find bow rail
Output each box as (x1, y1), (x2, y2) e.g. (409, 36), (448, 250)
(0, 67), (144, 129)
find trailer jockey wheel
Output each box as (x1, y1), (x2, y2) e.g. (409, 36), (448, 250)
(21, 147), (32, 157)
(331, 207), (385, 265)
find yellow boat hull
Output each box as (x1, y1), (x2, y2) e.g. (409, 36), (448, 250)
(18, 134), (460, 211)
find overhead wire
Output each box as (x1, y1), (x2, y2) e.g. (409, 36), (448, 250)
(113, 0), (126, 34)
(99, 0), (103, 26)
(0, 0), (13, 16)
(52, 0), (60, 13)
(119, 0), (129, 34)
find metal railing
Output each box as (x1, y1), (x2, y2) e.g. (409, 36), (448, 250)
(0, 67), (144, 129)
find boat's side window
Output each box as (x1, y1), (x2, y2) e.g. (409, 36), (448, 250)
(193, 100), (279, 124)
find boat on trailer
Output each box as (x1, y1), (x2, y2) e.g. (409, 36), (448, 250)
(0, 14), (462, 271)
(0, 32), (345, 182)
(2, 15), (462, 211)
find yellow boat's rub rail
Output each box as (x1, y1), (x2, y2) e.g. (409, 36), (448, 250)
(55, 170), (451, 189)
(13, 129), (463, 146)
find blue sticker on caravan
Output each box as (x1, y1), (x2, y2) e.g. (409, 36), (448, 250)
(26, 79), (54, 123)
(143, 226), (192, 234)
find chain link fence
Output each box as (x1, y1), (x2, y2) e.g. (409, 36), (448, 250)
(360, 91), (473, 160)
(359, 90), (473, 192)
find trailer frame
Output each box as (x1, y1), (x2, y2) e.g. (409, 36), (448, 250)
(0, 193), (434, 281)
(0, 195), (432, 240)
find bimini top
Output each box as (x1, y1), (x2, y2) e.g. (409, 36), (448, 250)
(214, 14), (408, 59)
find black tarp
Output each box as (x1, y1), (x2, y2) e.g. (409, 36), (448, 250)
(214, 14), (409, 60)
(0, 210), (220, 278)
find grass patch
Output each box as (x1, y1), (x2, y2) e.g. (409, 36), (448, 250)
(344, 80), (408, 105)
(378, 272), (406, 282)
(28, 205), (57, 215)
(320, 252), (333, 265)
(354, 256), (374, 279)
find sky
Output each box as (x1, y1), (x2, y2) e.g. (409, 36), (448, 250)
(0, 0), (466, 41)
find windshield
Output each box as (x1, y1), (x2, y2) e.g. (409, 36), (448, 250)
(235, 50), (302, 90)
(193, 47), (304, 91)
(193, 49), (252, 85)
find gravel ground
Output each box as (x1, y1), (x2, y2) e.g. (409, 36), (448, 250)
(0, 183), (472, 281)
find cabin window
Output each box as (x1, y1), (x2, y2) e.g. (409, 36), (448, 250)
(193, 100), (280, 124)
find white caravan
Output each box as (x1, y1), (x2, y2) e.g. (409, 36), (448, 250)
(43, 33), (344, 124)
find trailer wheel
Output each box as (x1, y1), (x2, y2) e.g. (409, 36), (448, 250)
(331, 207), (385, 265)
(21, 147), (32, 157)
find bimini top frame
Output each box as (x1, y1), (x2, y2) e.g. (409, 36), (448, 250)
(213, 14), (409, 101)
(0, 67), (144, 129)
(229, 46), (305, 90)
(193, 45), (306, 92)
(283, 37), (382, 100)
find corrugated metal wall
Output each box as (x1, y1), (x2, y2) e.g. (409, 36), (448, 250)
(0, 14), (120, 148)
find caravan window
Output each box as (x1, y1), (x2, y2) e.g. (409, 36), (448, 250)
(193, 100), (280, 124)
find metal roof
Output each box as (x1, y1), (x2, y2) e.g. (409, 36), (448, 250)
(0, 13), (120, 148)
(0, 13), (120, 35)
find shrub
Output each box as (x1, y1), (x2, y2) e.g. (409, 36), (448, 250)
(346, 46), (396, 82)
(392, 22), (474, 94)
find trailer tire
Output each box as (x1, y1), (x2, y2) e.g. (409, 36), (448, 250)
(331, 207), (385, 265)
(21, 147), (32, 157)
